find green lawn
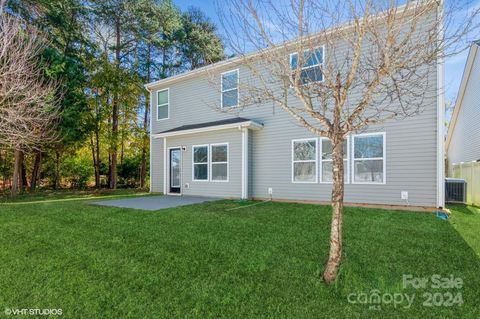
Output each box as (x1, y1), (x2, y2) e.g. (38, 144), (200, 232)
(449, 204), (480, 256)
(0, 193), (479, 318)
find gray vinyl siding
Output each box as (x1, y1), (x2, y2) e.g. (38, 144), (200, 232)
(160, 129), (242, 197)
(150, 137), (164, 193)
(149, 10), (439, 207)
(447, 46), (480, 167)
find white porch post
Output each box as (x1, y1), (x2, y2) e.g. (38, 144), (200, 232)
(241, 127), (249, 199)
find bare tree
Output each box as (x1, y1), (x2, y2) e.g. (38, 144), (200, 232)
(214, 0), (479, 283)
(0, 1), (59, 196)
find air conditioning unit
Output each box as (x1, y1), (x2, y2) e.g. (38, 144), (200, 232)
(445, 178), (467, 203)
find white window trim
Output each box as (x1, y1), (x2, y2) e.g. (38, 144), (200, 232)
(221, 69), (239, 108)
(156, 88), (169, 121)
(291, 138), (318, 184)
(289, 45), (325, 84)
(192, 144), (209, 182)
(210, 142), (229, 182)
(319, 136), (350, 184)
(351, 132), (386, 185)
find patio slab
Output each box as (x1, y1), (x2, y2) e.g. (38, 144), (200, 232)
(91, 195), (219, 211)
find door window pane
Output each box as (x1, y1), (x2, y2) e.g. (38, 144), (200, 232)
(171, 150), (180, 187)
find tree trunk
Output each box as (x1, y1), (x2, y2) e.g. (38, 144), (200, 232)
(90, 135), (100, 188)
(110, 103), (118, 190)
(140, 46), (152, 189)
(54, 150), (60, 189)
(120, 130), (124, 166)
(95, 128), (101, 187)
(0, 150), (3, 192)
(107, 152), (111, 188)
(11, 149), (22, 196)
(323, 137), (345, 284)
(110, 18), (121, 190)
(30, 151), (43, 192)
(21, 152), (27, 191)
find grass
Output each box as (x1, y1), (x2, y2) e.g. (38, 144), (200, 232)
(449, 204), (480, 256)
(0, 192), (479, 318)
(0, 188), (151, 203)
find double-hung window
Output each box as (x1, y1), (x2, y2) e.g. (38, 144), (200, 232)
(157, 89), (169, 120)
(211, 143), (229, 181)
(290, 47), (324, 84)
(193, 145), (208, 181)
(320, 138), (349, 183)
(292, 139), (317, 183)
(221, 70), (239, 108)
(352, 133), (386, 184)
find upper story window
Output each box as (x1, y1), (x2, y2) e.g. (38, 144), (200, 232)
(157, 89), (169, 120)
(352, 133), (386, 184)
(221, 69), (239, 108)
(292, 138), (317, 183)
(320, 138), (349, 183)
(290, 47), (324, 84)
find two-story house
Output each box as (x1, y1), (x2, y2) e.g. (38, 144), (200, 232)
(145, 6), (445, 210)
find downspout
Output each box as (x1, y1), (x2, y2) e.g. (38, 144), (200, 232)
(437, 0), (446, 208)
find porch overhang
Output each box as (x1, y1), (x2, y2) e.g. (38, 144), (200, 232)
(151, 117), (263, 139)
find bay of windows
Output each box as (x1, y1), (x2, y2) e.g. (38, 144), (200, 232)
(192, 143), (229, 182)
(292, 133), (385, 184)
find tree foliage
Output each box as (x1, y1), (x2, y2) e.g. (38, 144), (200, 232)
(0, 0), (224, 194)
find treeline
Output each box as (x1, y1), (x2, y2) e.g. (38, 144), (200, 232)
(0, 0), (224, 195)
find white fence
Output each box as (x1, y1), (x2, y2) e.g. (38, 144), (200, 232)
(451, 162), (480, 206)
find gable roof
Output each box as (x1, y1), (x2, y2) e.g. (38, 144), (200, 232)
(446, 41), (480, 151)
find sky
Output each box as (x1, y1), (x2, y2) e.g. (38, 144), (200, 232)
(175, 0), (479, 106)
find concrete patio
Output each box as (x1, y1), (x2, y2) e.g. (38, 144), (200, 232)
(91, 195), (219, 211)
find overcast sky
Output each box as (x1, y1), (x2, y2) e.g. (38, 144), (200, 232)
(175, 0), (480, 107)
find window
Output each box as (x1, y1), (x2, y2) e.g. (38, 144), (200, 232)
(320, 138), (349, 183)
(352, 133), (386, 184)
(290, 47), (324, 84)
(221, 70), (238, 108)
(211, 143), (228, 181)
(193, 145), (208, 181)
(157, 89), (169, 120)
(292, 139), (317, 183)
